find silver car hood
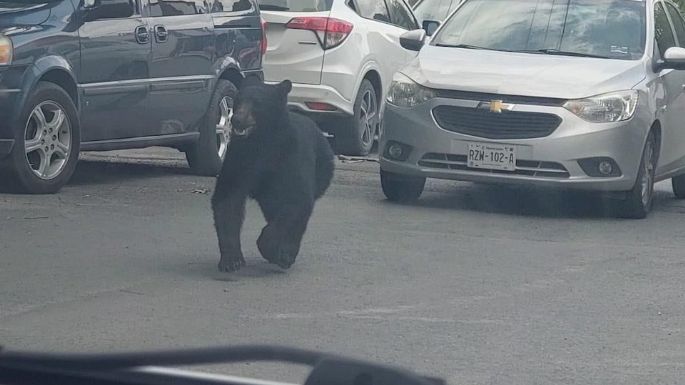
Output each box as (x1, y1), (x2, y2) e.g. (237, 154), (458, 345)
(402, 45), (647, 100)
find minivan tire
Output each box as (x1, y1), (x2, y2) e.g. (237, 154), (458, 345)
(7, 82), (80, 194)
(333, 79), (379, 156)
(672, 174), (685, 199)
(381, 169), (426, 203)
(186, 79), (238, 176)
(617, 131), (657, 219)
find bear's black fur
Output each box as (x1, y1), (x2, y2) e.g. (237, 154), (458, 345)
(211, 79), (335, 272)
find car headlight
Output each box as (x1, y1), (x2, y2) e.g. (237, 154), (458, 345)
(387, 72), (435, 108)
(0, 34), (12, 65)
(563, 90), (638, 123)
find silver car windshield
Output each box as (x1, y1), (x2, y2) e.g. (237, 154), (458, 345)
(432, 0), (646, 60)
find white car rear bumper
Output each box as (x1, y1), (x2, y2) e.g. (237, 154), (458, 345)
(266, 81), (355, 116)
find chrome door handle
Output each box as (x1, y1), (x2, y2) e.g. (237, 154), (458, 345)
(155, 25), (168, 43)
(135, 26), (149, 44)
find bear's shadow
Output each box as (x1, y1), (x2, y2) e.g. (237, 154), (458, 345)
(182, 257), (289, 281)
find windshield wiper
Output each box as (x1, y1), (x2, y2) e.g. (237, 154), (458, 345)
(434, 43), (506, 52)
(517, 48), (610, 59)
(435, 43), (486, 50)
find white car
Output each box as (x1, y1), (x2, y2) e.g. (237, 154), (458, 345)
(258, 0), (419, 155)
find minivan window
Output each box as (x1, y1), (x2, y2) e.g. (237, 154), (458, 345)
(655, 2), (677, 57)
(665, 2), (685, 48)
(257, 0), (332, 11)
(148, 0), (208, 16)
(432, 0), (646, 60)
(212, 0), (253, 12)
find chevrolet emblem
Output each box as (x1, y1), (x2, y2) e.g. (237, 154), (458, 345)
(477, 100), (512, 113)
(489, 100), (504, 113)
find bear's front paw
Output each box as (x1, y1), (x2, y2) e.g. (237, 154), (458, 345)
(218, 253), (246, 272)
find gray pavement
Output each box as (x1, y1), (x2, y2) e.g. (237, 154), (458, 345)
(1, 148), (685, 385)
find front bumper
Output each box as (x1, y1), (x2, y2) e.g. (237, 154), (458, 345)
(0, 89), (20, 158)
(380, 97), (650, 192)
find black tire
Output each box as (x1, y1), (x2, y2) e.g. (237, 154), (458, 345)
(617, 131), (657, 219)
(672, 174), (685, 199)
(186, 79), (238, 176)
(333, 79), (379, 156)
(381, 169), (426, 203)
(7, 82), (80, 194)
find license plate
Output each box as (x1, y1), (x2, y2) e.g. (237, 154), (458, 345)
(467, 143), (516, 171)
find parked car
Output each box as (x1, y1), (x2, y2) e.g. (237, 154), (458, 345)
(380, 0), (685, 219)
(258, 0), (419, 156)
(412, 0), (460, 33)
(0, 0), (265, 193)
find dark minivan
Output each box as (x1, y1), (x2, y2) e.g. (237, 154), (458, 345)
(0, 0), (265, 193)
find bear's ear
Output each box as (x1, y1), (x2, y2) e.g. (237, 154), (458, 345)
(278, 80), (292, 96)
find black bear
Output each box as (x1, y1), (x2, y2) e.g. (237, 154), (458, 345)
(211, 79), (335, 272)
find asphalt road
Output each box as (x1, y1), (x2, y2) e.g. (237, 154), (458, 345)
(1, 148), (685, 385)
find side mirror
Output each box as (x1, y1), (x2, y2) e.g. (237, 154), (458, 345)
(83, 0), (134, 21)
(400, 29), (426, 52)
(422, 19), (441, 36)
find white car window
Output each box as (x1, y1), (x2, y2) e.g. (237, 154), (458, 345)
(665, 2), (685, 47)
(355, 0), (391, 23)
(655, 2), (677, 57)
(386, 0), (418, 30)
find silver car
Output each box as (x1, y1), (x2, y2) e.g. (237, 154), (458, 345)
(380, 0), (685, 218)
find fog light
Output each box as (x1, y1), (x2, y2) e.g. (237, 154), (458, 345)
(598, 161), (613, 175)
(383, 141), (412, 161)
(388, 144), (403, 159)
(578, 157), (622, 177)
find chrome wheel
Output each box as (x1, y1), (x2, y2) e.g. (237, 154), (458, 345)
(359, 89), (377, 147)
(216, 96), (232, 160)
(24, 101), (71, 180)
(640, 139), (655, 207)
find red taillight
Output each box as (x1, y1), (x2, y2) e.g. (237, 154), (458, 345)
(285, 17), (353, 49)
(260, 18), (268, 56)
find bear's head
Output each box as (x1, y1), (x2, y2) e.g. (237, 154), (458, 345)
(230, 79), (292, 138)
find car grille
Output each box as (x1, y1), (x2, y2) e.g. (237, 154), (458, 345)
(432, 106), (562, 139)
(418, 153), (570, 179)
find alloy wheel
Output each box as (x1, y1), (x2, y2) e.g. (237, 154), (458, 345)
(24, 101), (71, 180)
(216, 96), (233, 160)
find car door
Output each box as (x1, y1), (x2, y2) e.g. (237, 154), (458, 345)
(353, 0), (415, 98)
(661, 1), (685, 173)
(143, 0), (215, 136)
(78, 0), (152, 142)
(653, 1), (685, 174)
